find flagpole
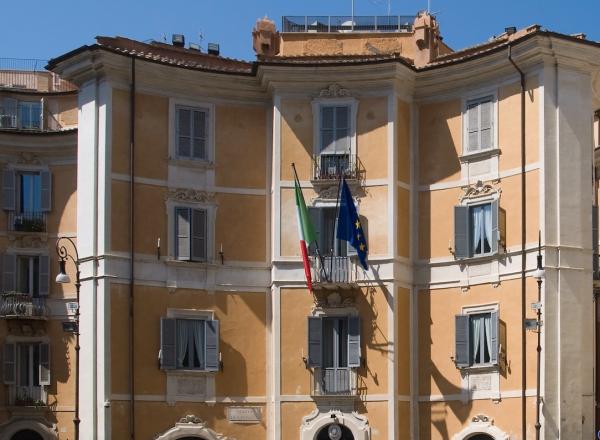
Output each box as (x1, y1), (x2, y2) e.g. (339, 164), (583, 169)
(291, 163), (329, 283)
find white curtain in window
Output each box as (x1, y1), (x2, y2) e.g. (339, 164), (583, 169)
(471, 316), (481, 362)
(193, 320), (205, 369)
(471, 206), (482, 254)
(176, 320), (190, 367)
(483, 203), (493, 251)
(484, 313), (492, 361)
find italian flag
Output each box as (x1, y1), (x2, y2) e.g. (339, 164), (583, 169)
(294, 177), (317, 291)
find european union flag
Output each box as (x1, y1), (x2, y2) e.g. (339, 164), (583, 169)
(336, 179), (368, 270)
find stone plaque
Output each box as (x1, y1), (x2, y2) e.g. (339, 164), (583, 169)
(227, 406), (262, 424)
(470, 374), (492, 391)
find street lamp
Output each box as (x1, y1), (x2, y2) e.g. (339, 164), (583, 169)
(55, 237), (80, 440)
(533, 231), (545, 440)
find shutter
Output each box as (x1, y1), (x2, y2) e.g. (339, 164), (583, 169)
(175, 207), (191, 260)
(205, 319), (219, 372)
(38, 255), (49, 296)
(3, 254), (16, 292)
(40, 170), (51, 212)
(454, 206), (470, 259)
(191, 209), (207, 261)
(499, 206), (507, 252)
(347, 316), (361, 368)
(177, 108), (191, 158)
(490, 311), (499, 365)
(39, 342), (51, 385)
(160, 318), (177, 370)
(308, 207), (321, 255)
(3, 343), (15, 384)
(479, 99), (493, 150)
(467, 103), (479, 152)
(455, 314), (470, 368)
(2, 169), (15, 211)
(321, 106), (334, 153)
(490, 200), (499, 255)
(307, 316), (323, 368)
(335, 106), (350, 152)
(192, 110), (207, 159)
(594, 205), (599, 277)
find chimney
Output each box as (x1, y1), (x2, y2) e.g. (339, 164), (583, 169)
(412, 12), (441, 68)
(252, 17), (280, 57)
(172, 34), (185, 47)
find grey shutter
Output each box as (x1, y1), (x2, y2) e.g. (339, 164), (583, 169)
(38, 255), (49, 296)
(307, 317), (323, 368)
(467, 103), (479, 151)
(3, 343), (15, 384)
(490, 200), (499, 255)
(160, 318), (177, 370)
(455, 314), (470, 368)
(39, 342), (51, 385)
(321, 106), (334, 153)
(490, 311), (499, 365)
(335, 106), (350, 152)
(2, 169), (15, 211)
(175, 207), (191, 260)
(479, 99), (493, 150)
(192, 110), (207, 159)
(191, 209), (207, 261)
(454, 206), (470, 259)
(205, 319), (219, 372)
(177, 108), (191, 158)
(347, 316), (361, 368)
(3, 254), (16, 292)
(594, 205), (599, 277)
(40, 171), (51, 212)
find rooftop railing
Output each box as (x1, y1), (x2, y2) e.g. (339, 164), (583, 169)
(0, 58), (76, 92)
(282, 15), (415, 33)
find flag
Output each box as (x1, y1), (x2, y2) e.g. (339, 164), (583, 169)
(336, 179), (368, 270)
(294, 176), (317, 291)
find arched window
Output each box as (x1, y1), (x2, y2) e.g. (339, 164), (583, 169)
(11, 430), (44, 440)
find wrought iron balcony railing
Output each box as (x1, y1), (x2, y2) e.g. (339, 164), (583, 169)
(282, 15), (415, 33)
(8, 211), (47, 232)
(312, 154), (360, 182)
(312, 367), (358, 396)
(311, 255), (358, 289)
(8, 385), (46, 406)
(0, 293), (47, 319)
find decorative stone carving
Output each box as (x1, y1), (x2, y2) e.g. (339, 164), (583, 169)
(15, 152), (43, 165)
(178, 415), (204, 425)
(8, 233), (48, 248)
(451, 413), (509, 440)
(166, 188), (215, 203)
(301, 409), (370, 440)
(319, 84), (351, 98)
(460, 180), (501, 202)
(155, 414), (235, 440)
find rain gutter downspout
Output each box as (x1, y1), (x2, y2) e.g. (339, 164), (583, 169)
(128, 56), (136, 440)
(508, 42), (528, 440)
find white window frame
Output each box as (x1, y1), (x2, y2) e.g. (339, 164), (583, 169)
(461, 92), (498, 157)
(166, 199), (216, 263)
(169, 98), (215, 164)
(311, 97), (358, 157)
(460, 192), (499, 259)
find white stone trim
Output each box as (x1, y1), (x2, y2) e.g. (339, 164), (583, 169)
(300, 409), (370, 440)
(451, 414), (510, 440)
(155, 415), (233, 440)
(0, 418), (58, 440)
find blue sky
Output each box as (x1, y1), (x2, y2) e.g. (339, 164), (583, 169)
(1, 0), (599, 62)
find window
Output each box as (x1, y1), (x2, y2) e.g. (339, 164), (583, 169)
(3, 342), (50, 405)
(160, 317), (219, 372)
(317, 105), (351, 180)
(0, 98), (42, 130)
(3, 254), (49, 296)
(175, 207), (207, 261)
(454, 200), (504, 259)
(455, 311), (499, 368)
(2, 169), (51, 216)
(308, 207), (347, 257)
(176, 106), (208, 160)
(307, 315), (360, 394)
(465, 96), (494, 153)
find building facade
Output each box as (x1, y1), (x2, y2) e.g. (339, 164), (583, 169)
(0, 59), (78, 439)
(38, 12), (600, 440)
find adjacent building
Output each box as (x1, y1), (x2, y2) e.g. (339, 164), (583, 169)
(5, 11), (598, 440)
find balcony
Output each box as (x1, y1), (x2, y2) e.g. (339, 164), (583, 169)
(311, 256), (358, 290)
(312, 367), (358, 397)
(282, 15), (415, 33)
(0, 293), (48, 320)
(8, 212), (47, 233)
(312, 154), (361, 184)
(0, 58), (76, 92)
(7, 385), (46, 407)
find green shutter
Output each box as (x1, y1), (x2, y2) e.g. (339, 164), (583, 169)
(347, 316), (361, 368)
(307, 317), (323, 368)
(455, 315), (470, 368)
(205, 319), (219, 372)
(454, 206), (470, 259)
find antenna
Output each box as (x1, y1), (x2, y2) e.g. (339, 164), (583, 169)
(427, 0), (431, 13)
